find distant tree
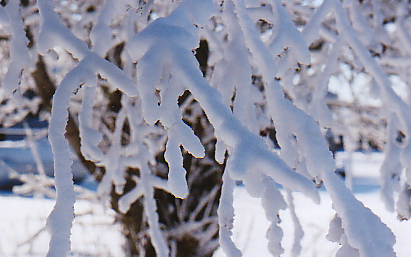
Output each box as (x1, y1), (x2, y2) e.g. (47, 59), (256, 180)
(1, 0), (410, 256)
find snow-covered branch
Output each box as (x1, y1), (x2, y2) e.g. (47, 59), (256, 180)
(1, 0), (410, 256)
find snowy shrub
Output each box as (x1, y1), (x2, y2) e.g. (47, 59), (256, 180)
(0, 0), (410, 256)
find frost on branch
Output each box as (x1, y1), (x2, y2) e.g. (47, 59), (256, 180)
(2, 0), (30, 96)
(0, 1), (42, 130)
(78, 86), (104, 163)
(217, 0), (396, 256)
(37, 0), (137, 255)
(288, 0), (396, 255)
(307, 0), (410, 229)
(217, 169), (242, 257)
(125, 0), (399, 255)
(128, 0), (322, 255)
(4, 0), (410, 256)
(44, 54), (135, 256)
(89, 0), (117, 57)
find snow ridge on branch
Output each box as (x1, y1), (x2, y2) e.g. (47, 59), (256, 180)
(37, 0), (137, 255)
(127, 0), (324, 255)
(28, 0), (401, 256)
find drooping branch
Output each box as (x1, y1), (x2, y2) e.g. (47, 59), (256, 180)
(31, 56), (97, 175)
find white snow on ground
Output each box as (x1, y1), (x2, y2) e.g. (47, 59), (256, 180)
(0, 195), (125, 256)
(1, 152), (411, 256)
(214, 152), (411, 257)
(214, 185), (411, 256)
(213, 186), (339, 257)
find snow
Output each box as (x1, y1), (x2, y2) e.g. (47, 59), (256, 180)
(2, 152), (411, 256)
(1, 1), (410, 255)
(3, 0), (31, 96)
(214, 185), (338, 257)
(37, 0), (137, 252)
(0, 191), (124, 256)
(215, 179), (411, 257)
(0, 137), (88, 185)
(218, 167), (242, 257)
